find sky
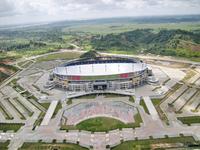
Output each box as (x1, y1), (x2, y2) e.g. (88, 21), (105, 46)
(0, 0), (200, 26)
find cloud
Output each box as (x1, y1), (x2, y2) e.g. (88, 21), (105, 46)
(0, 0), (200, 25)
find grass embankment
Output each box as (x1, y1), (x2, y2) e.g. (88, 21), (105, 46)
(0, 101), (13, 120)
(36, 51), (81, 62)
(19, 142), (88, 150)
(182, 69), (196, 83)
(67, 99), (72, 105)
(0, 123), (24, 132)
(75, 94), (97, 99)
(61, 112), (142, 132)
(152, 98), (170, 125)
(0, 140), (10, 150)
(140, 99), (150, 114)
(177, 116), (200, 125)
(52, 102), (62, 118)
(111, 136), (198, 150)
(129, 96), (135, 103)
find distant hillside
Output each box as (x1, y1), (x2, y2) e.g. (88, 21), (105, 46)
(91, 29), (200, 58)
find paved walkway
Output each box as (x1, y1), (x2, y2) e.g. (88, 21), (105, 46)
(41, 101), (58, 126)
(2, 96), (199, 150)
(143, 96), (160, 120)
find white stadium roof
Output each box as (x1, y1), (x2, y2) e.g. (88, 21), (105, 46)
(54, 62), (147, 76)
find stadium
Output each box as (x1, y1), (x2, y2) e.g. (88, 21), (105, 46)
(50, 56), (152, 92)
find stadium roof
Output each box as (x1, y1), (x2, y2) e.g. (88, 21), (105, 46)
(54, 62), (147, 76)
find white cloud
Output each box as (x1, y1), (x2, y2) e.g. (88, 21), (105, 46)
(0, 0), (200, 25)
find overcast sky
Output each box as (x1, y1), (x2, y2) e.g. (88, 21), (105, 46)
(0, 0), (200, 26)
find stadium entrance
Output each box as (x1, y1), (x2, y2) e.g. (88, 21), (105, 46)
(93, 82), (107, 90)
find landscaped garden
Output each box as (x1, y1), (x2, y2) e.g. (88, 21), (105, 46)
(61, 111), (143, 132)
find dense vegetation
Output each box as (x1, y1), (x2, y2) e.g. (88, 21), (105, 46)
(0, 15), (200, 61)
(91, 29), (200, 58)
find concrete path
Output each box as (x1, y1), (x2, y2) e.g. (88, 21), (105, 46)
(143, 96), (160, 120)
(41, 100), (58, 126)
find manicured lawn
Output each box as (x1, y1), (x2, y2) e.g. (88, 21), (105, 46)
(0, 123), (24, 132)
(76, 117), (130, 132)
(111, 136), (197, 150)
(140, 99), (150, 114)
(19, 142), (88, 150)
(177, 116), (200, 125)
(61, 112), (142, 132)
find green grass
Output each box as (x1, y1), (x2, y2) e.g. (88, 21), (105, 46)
(151, 99), (161, 106)
(111, 136), (198, 150)
(151, 98), (170, 125)
(139, 99), (150, 115)
(129, 96), (135, 103)
(52, 102), (62, 118)
(40, 103), (50, 110)
(19, 142), (88, 150)
(104, 93), (124, 98)
(67, 99), (73, 105)
(32, 112), (45, 130)
(61, 112), (142, 132)
(22, 61), (33, 68)
(36, 51), (81, 62)
(0, 101), (13, 120)
(182, 69), (196, 82)
(76, 94), (97, 99)
(5, 98), (26, 120)
(177, 116), (200, 125)
(0, 140), (10, 150)
(76, 117), (130, 132)
(0, 123), (24, 132)
(13, 97), (33, 117)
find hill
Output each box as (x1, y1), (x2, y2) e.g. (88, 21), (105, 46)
(91, 29), (200, 58)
